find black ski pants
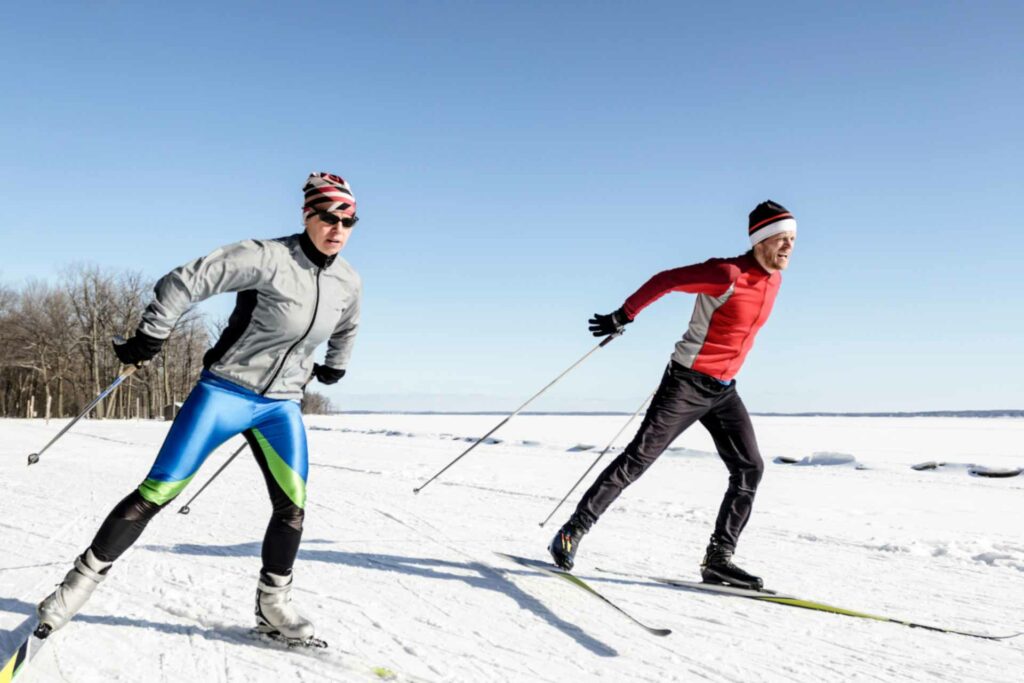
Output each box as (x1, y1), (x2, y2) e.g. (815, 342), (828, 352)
(574, 361), (764, 550)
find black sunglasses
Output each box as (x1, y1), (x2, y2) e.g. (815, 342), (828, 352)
(314, 211), (359, 228)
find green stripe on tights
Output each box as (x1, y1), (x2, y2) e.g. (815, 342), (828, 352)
(251, 428), (307, 508)
(138, 474), (196, 505)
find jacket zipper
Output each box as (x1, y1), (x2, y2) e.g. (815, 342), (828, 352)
(261, 266), (322, 396)
(729, 275), (772, 379)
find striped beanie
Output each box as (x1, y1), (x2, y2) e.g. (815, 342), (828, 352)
(748, 200), (796, 246)
(303, 172), (356, 218)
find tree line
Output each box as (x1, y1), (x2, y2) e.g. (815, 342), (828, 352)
(0, 264), (332, 419)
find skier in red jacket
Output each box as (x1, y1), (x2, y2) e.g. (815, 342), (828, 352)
(549, 200), (797, 590)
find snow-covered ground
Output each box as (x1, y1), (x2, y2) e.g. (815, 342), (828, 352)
(2, 414), (1022, 682)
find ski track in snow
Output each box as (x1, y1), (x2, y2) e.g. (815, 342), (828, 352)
(2, 414), (1023, 682)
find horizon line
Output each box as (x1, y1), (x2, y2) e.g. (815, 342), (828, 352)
(326, 409), (1024, 418)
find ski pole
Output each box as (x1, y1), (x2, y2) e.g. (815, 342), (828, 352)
(537, 389), (654, 527)
(27, 364), (141, 466)
(177, 442), (248, 515)
(413, 331), (623, 495)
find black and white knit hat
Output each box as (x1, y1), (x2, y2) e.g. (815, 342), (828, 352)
(748, 200), (796, 246)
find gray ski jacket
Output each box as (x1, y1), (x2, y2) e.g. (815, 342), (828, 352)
(138, 232), (361, 400)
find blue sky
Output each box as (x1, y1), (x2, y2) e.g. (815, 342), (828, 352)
(1, 2), (1021, 412)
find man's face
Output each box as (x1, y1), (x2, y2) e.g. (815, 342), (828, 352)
(304, 211), (355, 256)
(754, 231), (796, 272)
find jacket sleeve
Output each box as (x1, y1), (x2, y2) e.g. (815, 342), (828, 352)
(324, 281), (361, 370)
(621, 259), (738, 319)
(137, 240), (268, 340)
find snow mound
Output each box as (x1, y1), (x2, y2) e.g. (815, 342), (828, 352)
(910, 461), (1022, 478)
(774, 451), (859, 467)
(968, 466), (1022, 478)
(445, 434), (502, 445)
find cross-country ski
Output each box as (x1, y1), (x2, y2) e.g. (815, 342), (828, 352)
(0, 618), (48, 683)
(596, 567), (1024, 641)
(495, 552), (671, 637)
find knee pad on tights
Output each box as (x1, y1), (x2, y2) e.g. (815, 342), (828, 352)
(272, 505), (304, 533)
(114, 490), (166, 522)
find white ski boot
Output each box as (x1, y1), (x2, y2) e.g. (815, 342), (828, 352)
(255, 571), (320, 646)
(37, 548), (113, 634)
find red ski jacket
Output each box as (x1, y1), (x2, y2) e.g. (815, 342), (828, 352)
(621, 253), (781, 381)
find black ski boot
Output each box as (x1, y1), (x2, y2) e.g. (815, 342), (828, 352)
(549, 515), (588, 571)
(701, 537), (763, 591)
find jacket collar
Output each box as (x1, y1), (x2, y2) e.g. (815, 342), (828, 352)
(299, 230), (336, 269)
(743, 250), (775, 277)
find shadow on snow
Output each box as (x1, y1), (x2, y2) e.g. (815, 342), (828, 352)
(142, 540), (619, 657)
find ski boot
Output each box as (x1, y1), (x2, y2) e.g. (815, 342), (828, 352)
(37, 548), (113, 635)
(549, 514), (589, 571)
(700, 537), (763, 591)
(255, 570), (321, 646)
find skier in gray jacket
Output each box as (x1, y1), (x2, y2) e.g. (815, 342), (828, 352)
(37, 172), (361, 645)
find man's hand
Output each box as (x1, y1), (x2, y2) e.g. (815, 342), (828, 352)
(313, 363), (346, 385)
(588, 308), (633, 337)
(112, 331), (164, 366)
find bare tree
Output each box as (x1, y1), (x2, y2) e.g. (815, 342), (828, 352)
(0, 264), (212, 419)
(301, 391), (334, 415)
(62, 264), (118, 418)
(0, 282), (76, 418)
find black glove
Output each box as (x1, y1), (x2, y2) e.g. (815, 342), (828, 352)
(112, 331), (164, 366)
(313, 363), (346, 385)
(588, 308), (633, 337)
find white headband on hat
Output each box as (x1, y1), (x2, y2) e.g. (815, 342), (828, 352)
(750, 217), (797, 246)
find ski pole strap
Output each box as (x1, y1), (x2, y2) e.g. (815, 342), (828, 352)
(598, 331), (622, 347)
